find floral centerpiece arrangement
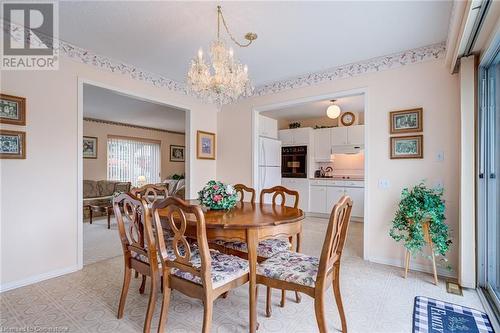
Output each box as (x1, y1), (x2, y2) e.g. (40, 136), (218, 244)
(198, 180), (238, 210)
(389, 182), (452, 267)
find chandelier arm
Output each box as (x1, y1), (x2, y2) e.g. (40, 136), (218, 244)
(218, 6), (253, 48)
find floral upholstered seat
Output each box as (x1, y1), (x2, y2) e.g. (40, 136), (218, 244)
(216, 238), (291, 258)
(257, 251), (319, 288)
(172, 250), (249, 288)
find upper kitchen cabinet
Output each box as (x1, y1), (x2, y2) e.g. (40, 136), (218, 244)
(314, 128), (332, 161)
(331, 127), (348, 145)
(258, 115), (278, 139)
(331, 125), (365, 145)
(347, 125), (365, 145)
(279, 127), (312, 145)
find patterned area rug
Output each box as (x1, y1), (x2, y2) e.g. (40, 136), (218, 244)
(413, 296), (494, 333)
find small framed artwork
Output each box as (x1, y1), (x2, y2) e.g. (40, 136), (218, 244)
(390, 135), (423, 159)
(197, 130), (216, 160)
(0, 130), (26, 159)
(83, 136), (98, 159)
(170, 145), (185, 162)
(390, 108), (423, 134)
(0, 93), (26, 126)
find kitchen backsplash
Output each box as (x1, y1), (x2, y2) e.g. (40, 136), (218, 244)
(315, 152), (364, 177)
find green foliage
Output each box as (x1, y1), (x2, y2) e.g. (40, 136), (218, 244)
(171, 173), (185, 180)
(389, 183), (452, 259)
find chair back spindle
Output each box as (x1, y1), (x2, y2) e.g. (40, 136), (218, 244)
(260, 186), (299, 208)
(234, 184), (256, 203)
(152, 197), (212, 289)
(318, 196), (353, 277)
(131, 184), (168, 205)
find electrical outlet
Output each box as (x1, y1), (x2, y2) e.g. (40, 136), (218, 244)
(378, 179), (390, 189)
(436, 151), (445, 161)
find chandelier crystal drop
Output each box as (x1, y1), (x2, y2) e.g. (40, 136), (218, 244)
(187, 6), (256, 105)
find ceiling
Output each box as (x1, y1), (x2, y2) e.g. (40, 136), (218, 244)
(262, 94), (364, 120)
(59, 1), (453, 87)
(83, 84), (185, 132)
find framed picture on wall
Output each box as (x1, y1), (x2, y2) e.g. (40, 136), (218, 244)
(0, 94), (26, 126)
(389, 108), (423, 134)
(390, 135), (423, 159)
(170, 145), (185, 162)
(197, 130), (216, 160)
(0, 130), (26, 159)
(83, 136), (98, 159)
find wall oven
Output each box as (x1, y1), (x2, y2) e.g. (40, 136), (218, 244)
(282, 146), (307, 178)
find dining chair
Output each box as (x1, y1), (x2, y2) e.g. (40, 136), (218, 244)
(151, 197), (250, 333)
(130, 185), (169, 287)
(217, 185), (300, 316)
(113, 192), (163, 333)
(257, 195), (353, 333)
(131, 184), (168, 205)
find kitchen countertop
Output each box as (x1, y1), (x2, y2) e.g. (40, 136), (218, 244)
(309, 177), (365, 181)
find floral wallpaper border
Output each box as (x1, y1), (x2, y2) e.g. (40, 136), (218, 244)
(253, 42), (446, 97)
(6, 23), (446, 101)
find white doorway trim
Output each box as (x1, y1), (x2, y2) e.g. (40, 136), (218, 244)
(76, 77), (192, 269)
(250, 87), (371, 260)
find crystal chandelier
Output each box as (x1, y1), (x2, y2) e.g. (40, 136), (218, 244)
(187, 6), (257, 105)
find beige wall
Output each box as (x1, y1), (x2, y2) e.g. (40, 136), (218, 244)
(0, 56), (218, 290)
(217, 58), (460, 277)
(83, 120), (185, 181)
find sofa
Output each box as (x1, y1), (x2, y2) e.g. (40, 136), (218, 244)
(83, 180), (131, 219)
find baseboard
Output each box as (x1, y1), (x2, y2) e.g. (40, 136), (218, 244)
(368, 256), (457, 279)
(0, 265), (80, 293)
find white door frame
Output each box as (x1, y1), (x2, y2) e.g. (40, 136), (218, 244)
(251, 87), (371, 260)
(77, 77), (192, 269)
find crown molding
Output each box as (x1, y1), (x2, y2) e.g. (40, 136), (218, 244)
(5, 20), (446, 102)
(253, 42), (447, 97)
(83, 117), (185, 135)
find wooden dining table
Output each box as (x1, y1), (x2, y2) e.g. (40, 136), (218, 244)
(176, 200), (304, 333)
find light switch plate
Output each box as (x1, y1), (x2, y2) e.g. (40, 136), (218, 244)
(436, 151), (445, 161)
(378, 179), (390, 189)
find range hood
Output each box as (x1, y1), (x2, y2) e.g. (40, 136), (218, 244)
(331, 144), (364, 155)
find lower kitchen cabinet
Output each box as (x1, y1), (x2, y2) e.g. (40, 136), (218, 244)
(309, 181), (364, 218)
(281, 178), (309, 211)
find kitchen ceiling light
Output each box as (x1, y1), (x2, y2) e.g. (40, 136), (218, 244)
(326, 100), (341, 119)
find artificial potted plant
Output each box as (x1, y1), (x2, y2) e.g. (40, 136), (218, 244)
(389, 183), (452, 268)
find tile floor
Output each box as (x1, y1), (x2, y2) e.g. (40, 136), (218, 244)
(1, 217), (484, 332)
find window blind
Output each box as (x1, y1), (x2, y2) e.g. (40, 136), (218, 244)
(107, 136), (161, 186)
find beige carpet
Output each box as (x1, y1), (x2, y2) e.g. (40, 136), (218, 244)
(1, 218), (484, 332)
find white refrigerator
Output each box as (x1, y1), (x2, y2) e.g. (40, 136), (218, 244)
(258, 137), (282, 203)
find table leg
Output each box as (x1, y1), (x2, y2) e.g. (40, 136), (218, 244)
(107, 209), (111, 229)
(246, 228), (258, 333)
(89, 208), (93, 224)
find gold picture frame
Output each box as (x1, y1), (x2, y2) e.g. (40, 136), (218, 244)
(0, 93), (26, 126)
(197, 130), (216, 160)
(0, 129), (26, 159)
(390, 135), (423, 159)
(389, 108), (423, 134)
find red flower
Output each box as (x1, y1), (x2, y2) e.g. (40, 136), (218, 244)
(213, 185), (219, 190)
(213, 194), (222, 202)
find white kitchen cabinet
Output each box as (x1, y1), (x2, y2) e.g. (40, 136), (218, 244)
(326, 186), (346, 213)
(345, 186), (364, 217)
(259, 115), (278, 139)
(309, 185), (327, 213)
(331, 127), (348, 145)
(331, 125), (364, 146)
(347, 125), (365, 145)
(278, 129), (294, 145)
(279, 128), (311, 146)
(281, 178), (309, 211)
(314, 128), (332, 161)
